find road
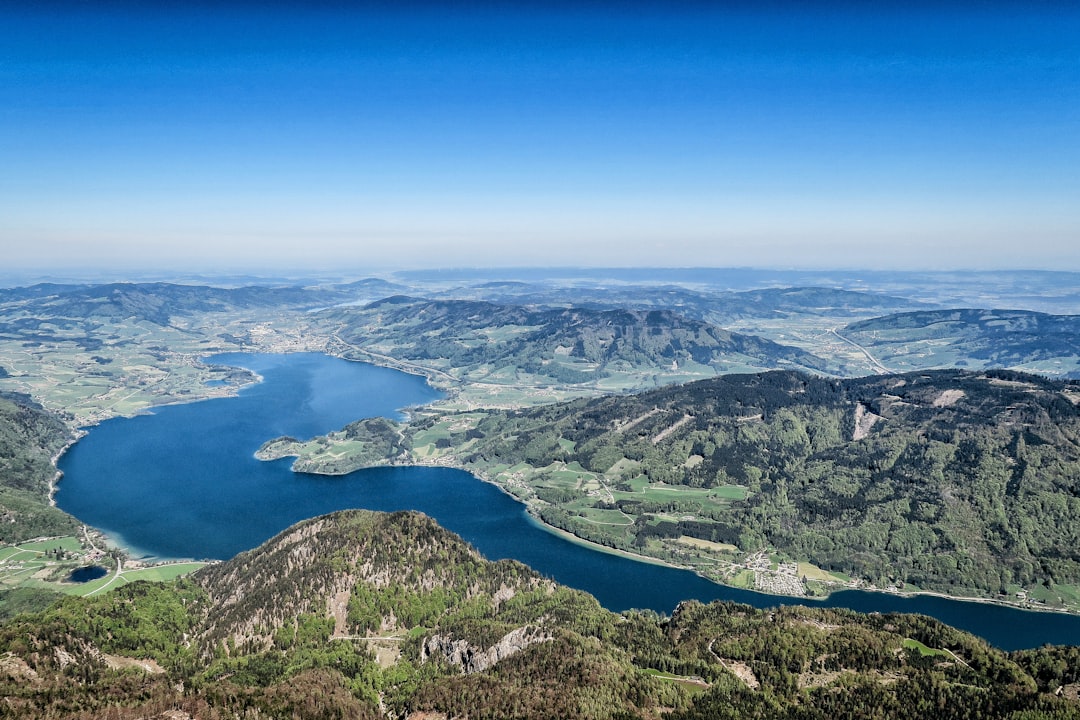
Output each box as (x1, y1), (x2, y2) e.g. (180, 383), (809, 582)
(828, 328), (890, 374)
(330, 333), (458, 384)
(84, 557), (122, 597)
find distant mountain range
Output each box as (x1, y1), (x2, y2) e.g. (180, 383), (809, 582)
(0, 282), (349, 326)
(433, 284), (930, 322)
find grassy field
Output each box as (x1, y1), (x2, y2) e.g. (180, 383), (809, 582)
(0, 535), (207, 600)
(797, 562), (850, 583)
(1025, 582), (1080, 609)
(902, 638), (947, 657)
(641, 668), (709, 694)
(60, 561), (211, 597)
(678, 536), (738, 553)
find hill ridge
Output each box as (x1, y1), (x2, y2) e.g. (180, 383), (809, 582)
(4, 509), (1080, 719)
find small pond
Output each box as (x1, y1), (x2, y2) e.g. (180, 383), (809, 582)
(67, 565), (109, 583)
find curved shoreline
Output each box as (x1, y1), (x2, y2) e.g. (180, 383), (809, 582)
(47, 353), (269, 504)
(500, 479), (1078, 617)
(48, 431), (85, 507)
(44, 355), (268, 558)
(372, 454), (1080, 618)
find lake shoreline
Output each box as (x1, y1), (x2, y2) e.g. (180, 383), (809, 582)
(445, 459), (1080, 618)
(282, 445), (1079, 620)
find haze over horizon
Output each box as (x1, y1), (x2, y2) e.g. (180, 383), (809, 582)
(3, 2), (1079, 273)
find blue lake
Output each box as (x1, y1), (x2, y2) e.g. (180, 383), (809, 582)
(56, 352), (1080, 650)
(67, 565), (108, 583)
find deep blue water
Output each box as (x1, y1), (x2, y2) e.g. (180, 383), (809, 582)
(56, 352), (1080, 650)
(67, 565), (108, 583)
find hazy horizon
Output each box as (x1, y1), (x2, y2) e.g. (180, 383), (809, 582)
(4, 2), (1079, 272)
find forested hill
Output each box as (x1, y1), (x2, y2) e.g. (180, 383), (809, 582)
(0, 282), (349, 327)
(316, 296), (843, 384)
(5, 508), (1080, 719)
(843, 308), (1080, 378)
(0, 392), (78, 543)
(403, 369), (1080, 599)
(430, 284), (927, 321)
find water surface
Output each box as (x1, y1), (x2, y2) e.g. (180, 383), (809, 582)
(67, 566), (108, 583)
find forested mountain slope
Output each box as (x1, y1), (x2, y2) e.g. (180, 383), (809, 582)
(3, 509), (1080, 719)
(0, 392), (77, 543)
(335, 369), (1080, 603)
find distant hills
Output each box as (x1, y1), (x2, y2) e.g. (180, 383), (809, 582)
(843, 309), (1080, 378)
(433, 283), (929, 321)
(717, 286), (925, 317)
(0, 282), (347, 326)
(4, 508), (1080, 719)
(316, 296), (844, 389)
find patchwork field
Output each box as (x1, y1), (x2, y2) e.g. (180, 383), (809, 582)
(0, 534), (207, 601)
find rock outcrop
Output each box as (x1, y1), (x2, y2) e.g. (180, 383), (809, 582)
(421, 625), (552, 674)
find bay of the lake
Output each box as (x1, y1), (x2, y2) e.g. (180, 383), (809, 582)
(56, 352), (1080, 650)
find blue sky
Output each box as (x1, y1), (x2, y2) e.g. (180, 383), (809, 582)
(2, 2), (1078, 272)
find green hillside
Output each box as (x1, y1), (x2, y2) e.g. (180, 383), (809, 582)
(3, 509), (1080, 719)
(315, 296), (843, 396)
(0, 392), (77, 543)
(285, 369), (1080, 606)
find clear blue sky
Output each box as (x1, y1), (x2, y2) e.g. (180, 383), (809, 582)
(3, 2), (1078, 272)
